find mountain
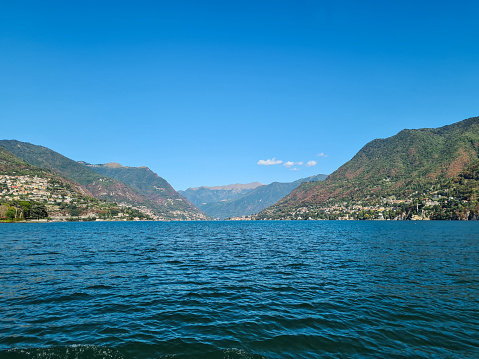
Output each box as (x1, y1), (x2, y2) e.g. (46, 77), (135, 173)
(179, 182), (263, 207)
(199, 182), (264, 191)
(0, 147), (149, 221)
(192, 174), (327, 219)
(1, 146), (57, 179)
(82, 162), (208, 220)
(0, 145), (92, 198)
(0, 140), (142, 201)
(0, 140), (207, 220)
(257, 116), (479, 220)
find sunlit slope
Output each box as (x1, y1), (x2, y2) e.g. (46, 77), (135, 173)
(0, 140), (206, 220)
(201, 174), (327, 219)
(85, 162), (209, 220)
(258, 116), (479, 218)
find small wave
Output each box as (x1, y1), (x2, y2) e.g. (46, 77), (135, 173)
(155, 348), (266, 359)
(284, 263), (308, 268)
(221, 348), (266, 359)
(2, 345), (125, 359)
(166, 260), (183, 264)
(87, 285), (114, 290)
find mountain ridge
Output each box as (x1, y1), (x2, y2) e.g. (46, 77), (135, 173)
(257, 116), (479, 220)
(184, 174), (328, 219)
(0, 147), (150, 221)
(188, 182), (264, 192)
(179, 183), (262, 206)
(0, 140), (207, 220)
(82, 162), (208, 220)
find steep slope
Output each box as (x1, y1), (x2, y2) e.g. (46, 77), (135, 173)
(83, 162), (208, 220)
(179, 182), (263, 207)
(0, 140), (205, 220)
(1, 146), (52, 177)
(0, 146), (92, 197)
(201, 174), (328, 219)
(0, 140), (104, 185)
(0, 140), (147, 204)
(0, 147), (149, 221)
(258, 116), (479, 220)
(426, 160), (479, 219)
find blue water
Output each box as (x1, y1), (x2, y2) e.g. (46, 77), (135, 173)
(0, 221), (478, 358)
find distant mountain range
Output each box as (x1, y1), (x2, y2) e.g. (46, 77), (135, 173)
(179, 182), (264, 207)
(257, 116), (479, 220)
(180, 174), (327, 219)
(2, 116), (478, 222)
(0, 140), (208, 220)
(1, 138), (326, 221)
(192, 182), (264, 192)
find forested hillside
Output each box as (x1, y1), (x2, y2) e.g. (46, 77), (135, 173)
(257, 117), (479, 220)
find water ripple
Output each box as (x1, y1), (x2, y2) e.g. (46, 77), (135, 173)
(1, 221), (478, 358)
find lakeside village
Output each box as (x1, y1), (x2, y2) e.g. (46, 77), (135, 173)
(3, 174), (478, 223)
(228, 196), (477, 221)
(249, 198), (454, 221)
(0, 174), (152, 222)
(232, 180), (479, 221)
(250, 192), (478, 221)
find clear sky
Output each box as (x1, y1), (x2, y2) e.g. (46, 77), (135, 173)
(1, 1), (478, 190)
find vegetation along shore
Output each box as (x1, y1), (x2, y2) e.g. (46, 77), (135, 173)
(2, 116), (479, 222)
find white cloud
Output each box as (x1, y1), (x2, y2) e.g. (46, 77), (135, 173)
(317, 153), (328, 158)
(261, 157), (318, 168)
(284, 161), (305, 167)
(257, 158), (283, 166)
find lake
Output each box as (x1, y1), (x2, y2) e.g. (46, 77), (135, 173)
(1, 221), (478, 358)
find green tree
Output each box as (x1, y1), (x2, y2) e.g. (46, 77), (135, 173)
(5, 209), (15, 220)
(70, 208), (81, 217)
(19, 201), (32, 219)
(30, 205), (48, 219)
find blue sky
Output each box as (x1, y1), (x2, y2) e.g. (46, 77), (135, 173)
(1, 1), (478, 190)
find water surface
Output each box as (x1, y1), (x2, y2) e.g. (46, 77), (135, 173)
(1, 221), (478, 358)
